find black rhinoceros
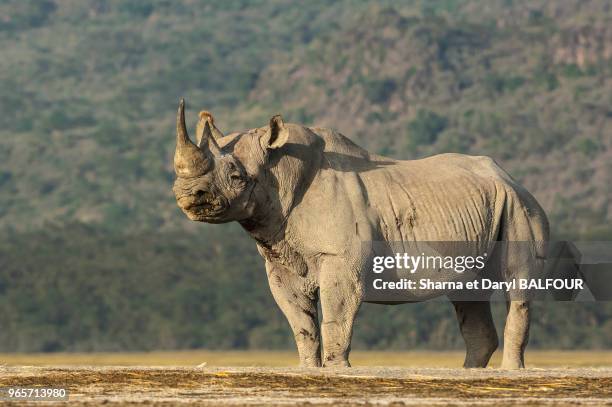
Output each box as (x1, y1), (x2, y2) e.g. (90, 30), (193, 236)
(172, 99), (552, 369)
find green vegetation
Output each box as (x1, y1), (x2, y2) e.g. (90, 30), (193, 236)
(1, 224), (611, 352)
(0, 0), (610, 352)
(364, 78), (398, 104)
(406, 109), (448, 150)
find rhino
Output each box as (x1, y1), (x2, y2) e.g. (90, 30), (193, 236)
(172, 99), (551, 369)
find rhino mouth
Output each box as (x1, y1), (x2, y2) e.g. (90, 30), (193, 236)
(180, 192), (228, 221)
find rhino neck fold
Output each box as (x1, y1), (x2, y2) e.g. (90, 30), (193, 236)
(238, 161), (310, 244)
(240, 214), (284, 244)
(238, 187), (290, 248)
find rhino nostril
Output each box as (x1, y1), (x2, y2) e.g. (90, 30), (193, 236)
(194, 190), (214, 203)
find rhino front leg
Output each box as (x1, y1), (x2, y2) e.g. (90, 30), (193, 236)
(452, 301), (499, 368)
(265, 261), (321, 367)
(319, 259), (362, 367)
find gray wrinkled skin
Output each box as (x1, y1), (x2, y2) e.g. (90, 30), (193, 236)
(172, 100), (551, 369)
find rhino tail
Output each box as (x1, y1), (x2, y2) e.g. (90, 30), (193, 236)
(544, 241), (582, 301)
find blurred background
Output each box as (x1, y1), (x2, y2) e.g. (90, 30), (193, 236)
(0, 0), (610, 355)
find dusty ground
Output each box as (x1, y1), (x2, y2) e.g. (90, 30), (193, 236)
(0, 366), (611, 406)
(2, 350), (611, 367)
(1, 352), (610, 405)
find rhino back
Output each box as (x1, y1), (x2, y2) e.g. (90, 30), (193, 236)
(287, 131), (507, 257)
(361, 154), (507, 245)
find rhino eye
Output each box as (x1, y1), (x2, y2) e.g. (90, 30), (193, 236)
(228, 171), (246, 188)
(227, 163), (241, 179)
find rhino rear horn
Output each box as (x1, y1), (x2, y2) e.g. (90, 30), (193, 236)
(196, 112), (222, 157)
(197, 111), (225, 142)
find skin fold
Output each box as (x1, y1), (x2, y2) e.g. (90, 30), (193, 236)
(172, 100), (553, 369)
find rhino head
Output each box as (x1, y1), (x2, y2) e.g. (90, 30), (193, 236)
(172, 99), (290, 224)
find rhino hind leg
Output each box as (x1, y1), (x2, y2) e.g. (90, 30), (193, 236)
(501, 300), (530, 369)
(452, 301), (499, 368)
(498, 189), (546, 368)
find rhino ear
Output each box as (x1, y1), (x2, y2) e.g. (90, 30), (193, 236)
(261, 115), (288, 150)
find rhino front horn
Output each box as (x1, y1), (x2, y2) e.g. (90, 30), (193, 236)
(174, 99), (214, 177)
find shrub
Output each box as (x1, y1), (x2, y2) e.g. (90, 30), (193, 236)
(576, 138), (602, 157)
(483, 73), (525, 94)
(535, 71), (559, 91)
(406, 109), (448, 148)
(116, 3), (153, 18)
(560, 64), (583, 78)
(364, 78), (397, 104)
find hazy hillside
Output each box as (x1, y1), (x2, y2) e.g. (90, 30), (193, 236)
(0, 0), (610, 352)
(0, 0), (610, 237)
